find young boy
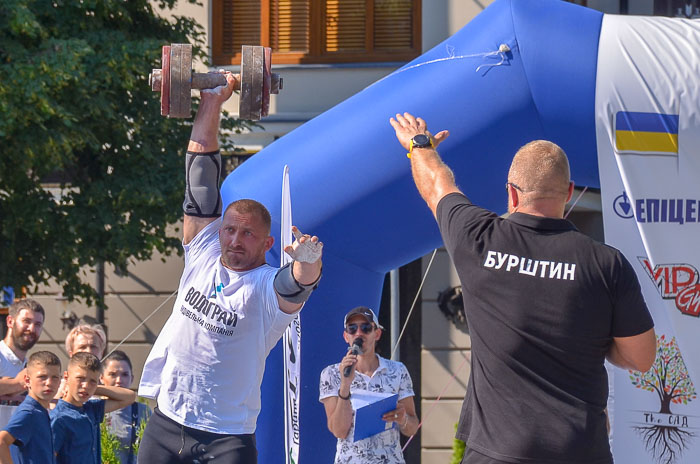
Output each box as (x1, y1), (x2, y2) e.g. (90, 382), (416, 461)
(50, 352), (136, 464)
(0, 351), (62, 464)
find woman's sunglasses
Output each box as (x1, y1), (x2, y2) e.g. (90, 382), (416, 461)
(345, 322), (374, 335)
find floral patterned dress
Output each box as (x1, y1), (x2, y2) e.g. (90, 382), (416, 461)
(319, 355), (414, 464)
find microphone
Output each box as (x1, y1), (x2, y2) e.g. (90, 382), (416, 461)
(343, 338), (364, 377)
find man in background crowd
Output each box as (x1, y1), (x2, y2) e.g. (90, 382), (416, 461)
(65, 324), (107, 359)
(0, 299), (45, 460)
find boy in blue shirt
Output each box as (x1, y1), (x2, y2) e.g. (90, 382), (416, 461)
(50, 352), (135, 464)
(0, 351), (62, 464)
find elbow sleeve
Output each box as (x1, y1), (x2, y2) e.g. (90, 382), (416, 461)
(183, 150), (222, 217)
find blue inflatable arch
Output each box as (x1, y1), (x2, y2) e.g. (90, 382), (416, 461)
(221, 0), (604, 461)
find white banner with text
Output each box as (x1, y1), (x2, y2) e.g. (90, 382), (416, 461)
(596, 15), (700, 464)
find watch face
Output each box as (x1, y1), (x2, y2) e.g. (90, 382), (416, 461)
(412, 134), (430, 147)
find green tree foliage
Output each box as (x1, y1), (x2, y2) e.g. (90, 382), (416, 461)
(0, 0), (251, 303)
(629, 334), (697, 414)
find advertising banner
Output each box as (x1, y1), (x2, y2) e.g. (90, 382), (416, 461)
(282, 166), (301, 464)
(596, 15), (700, 463)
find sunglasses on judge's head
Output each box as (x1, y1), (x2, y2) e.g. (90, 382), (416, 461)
(345, 322), (374, 335)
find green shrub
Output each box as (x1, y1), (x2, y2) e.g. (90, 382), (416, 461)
(101, 416), (147, 463)
(132, 416), (147, 457)
(100, 422), (122, 464)
(450, 422), (466, 464)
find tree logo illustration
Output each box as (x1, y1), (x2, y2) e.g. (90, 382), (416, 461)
(629, 334), (696, 464)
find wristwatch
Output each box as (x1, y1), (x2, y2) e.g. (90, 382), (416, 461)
(409, 134), (433, 151)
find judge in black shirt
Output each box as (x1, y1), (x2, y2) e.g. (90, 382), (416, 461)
(390, 113), (656, 464)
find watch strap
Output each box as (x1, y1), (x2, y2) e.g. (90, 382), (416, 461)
(407, 136), (434, 159)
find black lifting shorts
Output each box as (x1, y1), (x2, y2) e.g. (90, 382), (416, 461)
(137, 407), (257, 464)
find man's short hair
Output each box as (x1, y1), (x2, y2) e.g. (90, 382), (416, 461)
(508, 140), (570, 199)
(27, 351), (61, 370)
(69, 352), (102, 373)
(8, 299), (45, 319)
(224, 199), (272, 234)
(103, 350), (133, 373)
(65, 323), (107, 356)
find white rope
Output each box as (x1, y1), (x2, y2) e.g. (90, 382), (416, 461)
(564, 186), (589, 219)
(475, 44), (511, 73)
(402, 351), (470, 452)
(101, 289), (178, 361)
(101, 246), (434, 363)
(390, 248), (438, 360)
(373, 43), (512, 88)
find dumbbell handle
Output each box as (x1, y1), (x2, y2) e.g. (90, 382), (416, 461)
(150, 69), (240, 92)
(191, 72), (239, 91)
(190, 71), (282, 93)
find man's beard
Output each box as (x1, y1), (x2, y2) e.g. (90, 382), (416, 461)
(12, 328), (37, 351)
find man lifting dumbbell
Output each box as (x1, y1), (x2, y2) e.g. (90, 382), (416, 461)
(137, 71), (323, 463)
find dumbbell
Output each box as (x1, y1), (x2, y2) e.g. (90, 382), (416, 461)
(149, 44), (283, 120)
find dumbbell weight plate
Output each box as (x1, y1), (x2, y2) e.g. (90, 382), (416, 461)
(160, 45), (171, 116)
(262, 47), (272, 118)
(240, 45), (266, 120)
(239, 46), (254, 120)
(250, 46), (264, 120)
(169, 44), (193, 118)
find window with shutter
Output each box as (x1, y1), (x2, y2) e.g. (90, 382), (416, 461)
(271, 0), (310, 52)
(324, 0), (366, 53)
(212, 0), (421, 65)
(653, 0), (700, 17)
(374, 0), (414, 51)
(221, 0), (261, 56)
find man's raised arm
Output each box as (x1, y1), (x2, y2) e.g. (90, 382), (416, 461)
(183, 73), (239, 244)
(390, 112), (460, 216)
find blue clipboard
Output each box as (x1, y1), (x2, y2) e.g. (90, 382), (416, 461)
(351, 393), (399, 442)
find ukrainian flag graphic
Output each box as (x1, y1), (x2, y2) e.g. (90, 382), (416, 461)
(615, 111), (679, 154)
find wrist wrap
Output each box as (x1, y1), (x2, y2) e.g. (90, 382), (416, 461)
(274, 261), (322, 304)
